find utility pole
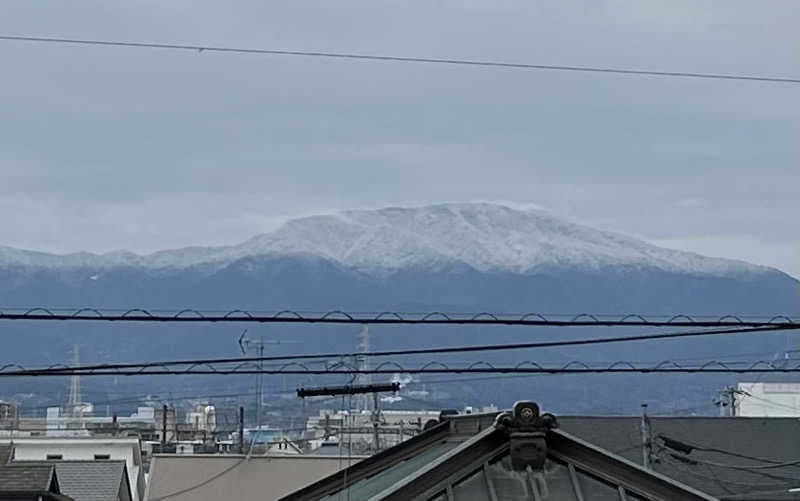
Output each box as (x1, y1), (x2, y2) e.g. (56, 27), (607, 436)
(372, 392), (381, 452)
(297, 383), (399, 453)
(640, 404), (651, 469)
(716, 386), (741, 417)
(238, 406), (244, 454)
(161, 404), (168, 447)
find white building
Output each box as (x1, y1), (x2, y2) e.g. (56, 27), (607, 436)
(184, 404), (216, 432)
(736, 382), (800, 417)
(0, 436), (146, 501)
(43, 405), (157, 436)
(0, 400), (19, 426)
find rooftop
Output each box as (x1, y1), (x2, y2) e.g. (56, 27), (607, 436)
(282, 402), (720, 501)
(0, 463), (56, 491)
(558, 415), (800, 500)
(11, 460), (130, 501)
(146, 454), (364, 501)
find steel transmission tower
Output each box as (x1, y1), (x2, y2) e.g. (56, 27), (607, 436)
(356, 325), (372, 411)
(67, 345), (82, 418)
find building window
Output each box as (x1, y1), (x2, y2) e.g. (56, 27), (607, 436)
(94, 454), (111, 460)
(46, 454), (63, 460)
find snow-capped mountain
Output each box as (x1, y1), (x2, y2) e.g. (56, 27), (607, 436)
(1, 203), (796, 412)
(0, 203), (774, 277)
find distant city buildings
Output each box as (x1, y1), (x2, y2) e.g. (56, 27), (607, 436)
(303, 405), (498, 454)
(1, 387), (798, 500)
(0, 400), (19, 430)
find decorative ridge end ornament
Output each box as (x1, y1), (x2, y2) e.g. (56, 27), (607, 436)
(495, 401), (558, 472)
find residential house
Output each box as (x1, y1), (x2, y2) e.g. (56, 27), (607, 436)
(0, 437), (145, 501)
(10, 460), (132, 501)
(0, 445), (74, 501)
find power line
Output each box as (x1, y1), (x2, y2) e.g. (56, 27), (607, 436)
(661, 455), (791, 490)
(664, 454), (799, 486)
(0, 307), (797, 327)
(0, 34), (797, 84)
(690, 458), (800, 471)
(3, 325), (793, 375)
(1, 362), (797, 377)
(719, 488), (800, 500)
(657, 435), (796, 465)
(667, 454), (800, 483)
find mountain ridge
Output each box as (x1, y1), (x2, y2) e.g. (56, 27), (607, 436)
(0, 203), (781, 279)
(0, 203), (796, 412)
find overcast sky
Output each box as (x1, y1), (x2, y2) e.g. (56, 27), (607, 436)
(1, 1), (798, 277)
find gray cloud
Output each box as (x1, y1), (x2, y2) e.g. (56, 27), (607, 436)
(1, 0), (797, 277)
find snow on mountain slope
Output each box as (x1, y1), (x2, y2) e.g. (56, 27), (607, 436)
(0, 203), (773, 277)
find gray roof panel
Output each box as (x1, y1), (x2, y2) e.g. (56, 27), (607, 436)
(558, 416), (800, 499)
(0, 464), (55, 491)
(55, 461), (127, 501)
(10, 461), (127, 501)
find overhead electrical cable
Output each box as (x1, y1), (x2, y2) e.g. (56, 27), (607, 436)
(664, 454), (799, 485)
(657, 435), (798, 465)
(1, 363), (797, 377)
(5, 325), (793, 376)
(1, 307), (797, 327)
(0, 34), (798, 84)
(661, 455), (791, 490)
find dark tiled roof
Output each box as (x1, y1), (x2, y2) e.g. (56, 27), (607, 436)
(56, 461), (127, 501)
(283, 411), (717, 501)
(286, 412), (800, 501)
(11, 461), (129, 501)
(0, 463), (55, 491)
(558, 416), (800, 501)
(0, 445), (11, 465)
